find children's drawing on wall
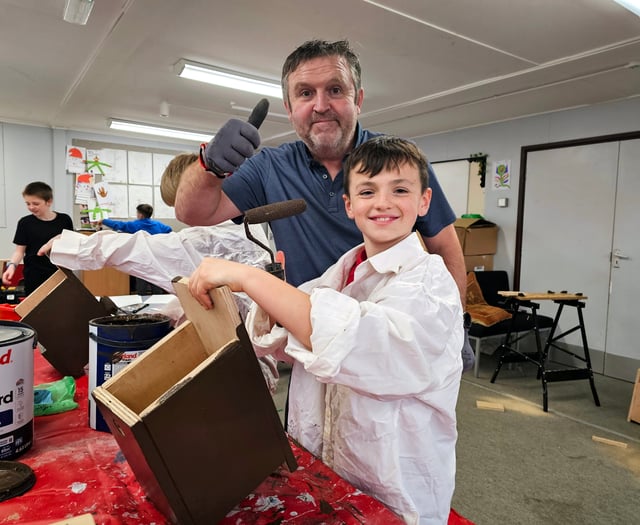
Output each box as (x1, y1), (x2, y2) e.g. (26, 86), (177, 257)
(102, 149), (128, 183)
(75, 173), (94, 204)
(93, 181), (112, 206)
(492, 160), (511, 190)
(88, 181), (113, 222)
(86, 198), (111, 223)
(107, 184), (129, 218)
(85, 149), (114, 177)
(66, 146), (86, 173)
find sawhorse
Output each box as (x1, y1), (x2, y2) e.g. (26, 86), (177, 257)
(490, 291), (600, 412)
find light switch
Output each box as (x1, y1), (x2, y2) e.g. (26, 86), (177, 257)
(497, 197), (509, 208)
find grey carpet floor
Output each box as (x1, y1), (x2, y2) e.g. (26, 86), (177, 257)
(273, 357), (640, 524)
(453, 356), (640, 524)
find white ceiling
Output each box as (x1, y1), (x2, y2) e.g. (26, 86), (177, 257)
(1, 0), (639, 148)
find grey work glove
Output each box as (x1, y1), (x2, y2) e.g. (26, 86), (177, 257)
(200, 119), (261, 178)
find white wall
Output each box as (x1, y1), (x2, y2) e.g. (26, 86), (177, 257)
(0, 124), (55, 258)
(0, 123), (191, 259)
(414, 97), (640, 281)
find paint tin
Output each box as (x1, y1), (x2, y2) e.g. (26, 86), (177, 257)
(0, 321), (37, 460)
(88, 314), (172, 432)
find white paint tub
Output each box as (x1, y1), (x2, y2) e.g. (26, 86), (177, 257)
(0, 321), (37, 460)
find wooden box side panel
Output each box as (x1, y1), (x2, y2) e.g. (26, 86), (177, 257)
(104, 321), (209, 414)
(14, 268), (67, 317)
(235, 322), (297, 472)
(18, 268), (108, 377)
(172, 279), (240, 355)
(92, 387), (189, 525)
(142, 341), (294, 525)
(172, 279), (295, 471)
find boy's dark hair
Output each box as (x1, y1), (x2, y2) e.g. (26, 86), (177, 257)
(343, 136), (429, 196)
(23, 181), (53, 201)
(136, 204), (154, 218)
(281, 39), (361, 104)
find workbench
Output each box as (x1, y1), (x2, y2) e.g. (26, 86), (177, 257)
(1, 350), (473, 524)
(490, 291), (600, 412)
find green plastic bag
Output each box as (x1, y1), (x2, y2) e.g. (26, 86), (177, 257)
(33, 376), (78, 416)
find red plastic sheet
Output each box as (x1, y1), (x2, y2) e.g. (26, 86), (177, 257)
(1, 350), (473, 525)
(1, 353), (164, 525)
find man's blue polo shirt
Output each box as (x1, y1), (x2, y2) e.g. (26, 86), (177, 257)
(223, 124), (455, 287)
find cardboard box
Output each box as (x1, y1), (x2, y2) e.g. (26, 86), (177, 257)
(92, 280), (296, 525)
(14, 267), (112, 377)
(464, 254), (494, 272)
(628, 368), (640, 424)
(455, 217), (498, 255)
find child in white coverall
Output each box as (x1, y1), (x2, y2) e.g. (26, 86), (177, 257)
(187, 136), (463, 525)
(38, 221), (278, 393)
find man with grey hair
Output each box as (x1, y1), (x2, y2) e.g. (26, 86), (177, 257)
(173, 39), (473, 372)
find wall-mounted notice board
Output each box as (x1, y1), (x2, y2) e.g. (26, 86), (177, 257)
(68, 139), (186, 229)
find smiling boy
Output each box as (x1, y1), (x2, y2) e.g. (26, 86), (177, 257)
(188, 136), (463, 524)
(3, 182), (73, 295)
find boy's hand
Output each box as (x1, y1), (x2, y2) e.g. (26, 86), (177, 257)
(2, 267), (14, 286)
(188, 258), (250, 309)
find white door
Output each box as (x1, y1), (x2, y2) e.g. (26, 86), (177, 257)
(432, 160), (469, 218)
(432, 159), (486, 217)
(603, 139), (640, 374)
(520, 142), (618, 374)
(520, 139), (640, 381)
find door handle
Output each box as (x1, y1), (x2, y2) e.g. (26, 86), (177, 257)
(611, 249), (630, 268)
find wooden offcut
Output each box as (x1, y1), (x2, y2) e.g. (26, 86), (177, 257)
(591, 435), (628, 449)
(476, 400), (505, 412)
(627, 368), (640, 424)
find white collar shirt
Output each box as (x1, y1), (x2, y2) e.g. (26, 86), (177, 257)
(247, 233), (463, 524)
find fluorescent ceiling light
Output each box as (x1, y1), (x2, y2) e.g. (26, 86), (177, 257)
(176, 59), (283, 99)
(108, 119), (213, 143)
(63, 0), (94, 25)
(230, 104), (289, 121)
(614, 0), (640, 17)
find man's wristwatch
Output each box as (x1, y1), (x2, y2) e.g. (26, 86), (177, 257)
(199, 143), (228, 180)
